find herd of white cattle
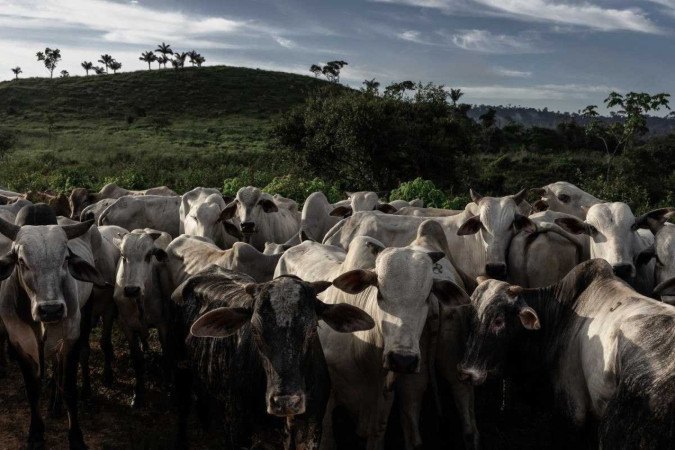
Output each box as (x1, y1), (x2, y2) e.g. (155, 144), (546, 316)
(0, 181), (672, 450)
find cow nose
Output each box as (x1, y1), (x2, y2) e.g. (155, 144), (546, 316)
(612, 263), (634, 280)
(240, 221), (256, 233)
(37, 303), (65, 322)
(124, 286), (141, 298)
(457, 365), (487, 386)
(386, 352), (420, 374)
(269, 393), (306, 417)
(485, 263), (507, 280)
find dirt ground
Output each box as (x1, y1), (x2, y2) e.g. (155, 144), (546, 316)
(1, 325), (562, 450)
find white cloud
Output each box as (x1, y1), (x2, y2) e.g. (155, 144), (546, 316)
(274, 36), (296, 49)
(372, 0), (661, 33)
(448, 29), (541, 53)
(493, 66), (532, 78)
(396, 30), (437, 45)
(459, 83), (619, 101)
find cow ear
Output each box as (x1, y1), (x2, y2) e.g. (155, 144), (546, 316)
(427, 251), (445, 264)
(469, 188), (483, 204)
(330, 205), (352, 217)
(221, 221), (243, 240)
(300, 229), (315, 242)
(555, 217), (596, 236)
(431, 279), (470, 306)
(514, 214), (536, 233)
(147, 232), (162, 241)
(510, 188), (528, 205)
(457, 215), (482, 236)
(635, 246), (655, 266)
(314, 299), (375, 333)
(345, 191), (354, 198)
(375, 203), (397, 214)
(365, 240), (385, 256)
(310, 280), (332, 294)
(68, 251), (107, 287)
(518, 306), (540, 330)
(0, 252), (17, 281)
(332, 269), (378, 294)
(632, 208), (675, 233)
(259, 199), (278, 213)
(152, 248), (168, 262)
(653, 277), (675, 297)
(219, 201), (237, 221)
(190, 307), (252, 338)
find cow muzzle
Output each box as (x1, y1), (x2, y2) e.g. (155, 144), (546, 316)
(267, 392), (306, 417)
(612, 263), (635, 280)
(457, 365), (487, 386)
(124, 286), (142, 298)
(485, 263), (507, 280)
(37, 303), (66, 323)
(240, 221), (257, 235)
(384, 351), (420, 374)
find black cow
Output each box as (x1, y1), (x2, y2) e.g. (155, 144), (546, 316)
(172, 266), (374, 449)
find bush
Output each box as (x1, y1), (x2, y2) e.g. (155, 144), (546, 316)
(0, 128), (17, 155)
(389, 178), (450, 208)
(263, 175), (342, 204)
(580, 171), (652, 214)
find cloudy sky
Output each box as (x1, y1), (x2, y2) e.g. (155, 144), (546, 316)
(1, 0), (674, 112)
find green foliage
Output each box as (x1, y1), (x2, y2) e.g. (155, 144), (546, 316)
(36, 47), (61, 78)
(222, 176), (250, 196)
(579, 171), (652, 214)
(263, 175), (342, 204)
(0, 128), (16, 154)
(389, 178), (450, 208)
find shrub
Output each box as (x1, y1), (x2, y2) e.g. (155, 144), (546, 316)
(0, 128), (16, 155)
(263, 175), (342, 204)
(389, 178), (449, 208)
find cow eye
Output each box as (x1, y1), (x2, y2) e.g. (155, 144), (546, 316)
(557, 194), (570, 203)
(491, 316), (505, 333)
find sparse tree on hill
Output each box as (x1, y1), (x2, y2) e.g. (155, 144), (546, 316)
(60, 70), (69, 78)
(195, 54), (206, 67)
(171, 52), (187, 69)
(155, 42), (173, 61)
(36, 47), (62, 78)
(139, 51), (157, 70)
(362, 78), (380, 95)
(11, 67), (22, 80)
(187, 50), (199, 67)
(449, 88), (463, 106)
(109, 60), (122, 74)
(81, 61), (93, 75)
(383, 80), (415, 99)
(310, 64), (322, 77)
(321, 60), (348, 83)
(98, 54), (114, 73)
(93, 66), (106, 75)
(157, 54), (169, 69)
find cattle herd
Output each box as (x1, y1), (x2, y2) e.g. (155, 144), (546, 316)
(0, 181), (672, 449)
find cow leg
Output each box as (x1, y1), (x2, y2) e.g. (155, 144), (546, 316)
(100, 304), (116, 387)
(130, 332), (145, 408)
(449, 381), (479, 450)
(396, 372), (427, 450)
(17, 352), (45, 449)
(63, 342), (88, 450)
(78, 299), (93, 399)
(49, 359), (64, 417)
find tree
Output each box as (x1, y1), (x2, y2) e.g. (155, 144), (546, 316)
(383, 81), (415, 99)
(321, 60), (348, 83)
(479, 108), (497, 129)
(187, 50), (200, 67)
(93, 66), (106, 75)
(194, 54), (206, 67)
(60, 70), (69, 78)
(109, 60), (122, 74)
(310, 64), (322, 77)
(81, 61), (93, 75)
(582, 92), (671, 182)
(171, 52), (187, 69)
(98, 54), (114, 73)
(157, 54), (169, 69)
(155, 42), (173, 58)
(11, 67), (22, 80)
(449, 88), (464, 106)
(36, 47), (62, 78)
(139, 51), (157, 70)
(362, 78), (380, 95)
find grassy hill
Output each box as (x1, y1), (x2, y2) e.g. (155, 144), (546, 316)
(0, 66), (337, 193)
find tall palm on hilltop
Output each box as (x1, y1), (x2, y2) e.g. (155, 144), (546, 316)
(81, 61), (93, 75)
(11, 67), (22, 80)
(98, 54), (114, 73)
(449, 88), (463, 106)
(139, 51), (158, 70)
(155, 42), (173, 59)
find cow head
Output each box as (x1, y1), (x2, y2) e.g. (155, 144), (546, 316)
(113, 230), (167, 324)
(332, 246), (468, 374)
(187, 269), (374, 417)
(530, 182), (601, 219)
(330, 191), (397, 218)
(634, 208), (675, 303)
(457, 189), (535, 280)
(556, 202), (643, 282)
(69, 187), (97, 220)
(459, 279), (539, 385)
(0, 217), (104, 323)
(219, 186), (278, 240)
(184, 194), (242, 242)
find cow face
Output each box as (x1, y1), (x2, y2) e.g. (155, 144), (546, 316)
(459, 280), (540, 385)
(531, 182), (600, 219)
(219, 186), (278, 238)
(113, 231), (167, 322)
(330, 191), (397, 218)
(556, 203), (642, 281)
(0, 220), (104, 323)
(185, 195), (241, 242)
(189, 274), (373, 417)
(332, 247), (466, 374)
(457, 190), (534, 280)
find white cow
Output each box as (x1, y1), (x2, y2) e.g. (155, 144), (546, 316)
(98, 195), (181, 237)
(69, 182), (177, 220)
(633, 208), (675, 303)
(530, 181), (603, 219)
(329, 191), (398, 218)
(180, 187), (240, 248)
(219, 186), (300, 251)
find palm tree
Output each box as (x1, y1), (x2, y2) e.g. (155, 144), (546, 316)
(195, 55), (206, 67)
(11, 67), (22, 80)
(93, 66), (105, 75)
(157, 54), (169, 69)
(109, 60), (122, 74)
(81, 61), (93, 75)
(98, 54), (114, 73)
(310, 64), (321, 77)
(36, 47), (62, 78)
(362, 78), (380, 94)
(139, 51), (157, 70)
(172, 52), (187, 69)
(155, 42), (173, 59)
(449, 88), (464, 106)
(60, 70), (69, 78)
(187, 50), (199, 67)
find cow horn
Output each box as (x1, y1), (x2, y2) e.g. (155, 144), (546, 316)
(61, 219), (94, 240)
(0, 216), (20, 241)
(469, 188), (483, 204)
(510, 188), (528, 205)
